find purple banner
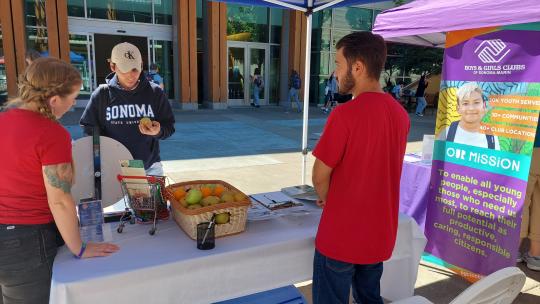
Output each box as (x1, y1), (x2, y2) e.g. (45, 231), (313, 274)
(444, 30), (540, 82)
(425, 161), (526, 275)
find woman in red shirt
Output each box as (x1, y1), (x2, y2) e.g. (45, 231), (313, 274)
(0, 57), (119, 303)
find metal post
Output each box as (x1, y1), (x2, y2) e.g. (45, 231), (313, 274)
(301, 4), (313, 185)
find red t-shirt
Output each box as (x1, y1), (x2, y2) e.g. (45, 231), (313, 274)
(313, 92), (410, 264)
(0, 109), (72, 224)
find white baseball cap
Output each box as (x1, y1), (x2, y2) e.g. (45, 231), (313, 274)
(110, 42), (142, 73)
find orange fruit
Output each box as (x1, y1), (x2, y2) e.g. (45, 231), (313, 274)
(200, 186), (212, 198)
(213, 185), (225, 196)
(173, 188), (186, 201)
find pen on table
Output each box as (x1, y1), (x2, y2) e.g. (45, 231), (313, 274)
(263, 194), (279, 204)
(201, 214), (216, 246)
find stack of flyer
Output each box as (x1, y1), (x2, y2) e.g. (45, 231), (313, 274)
(280, 185), (318, 201)
(247, 191), (313, 221)
(78, 198), (104, 242)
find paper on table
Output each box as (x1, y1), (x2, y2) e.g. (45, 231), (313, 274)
(248, 192), (312, 221)
(78, 199), (104, 242)
(250, 192), (312, 216)
(119, 160), (150, 197)
(281, 185), (318, 201)
(247, 200), (279, 221)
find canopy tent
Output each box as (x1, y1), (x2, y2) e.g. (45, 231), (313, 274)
(373, 0), (540, 48)
(214, 0), (387, 184)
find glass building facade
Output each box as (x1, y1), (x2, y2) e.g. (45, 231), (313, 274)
(225, 4), (282, 105)
(310, 7), (379, 104)
(66, 0), (174, 99)
(0, 1), (385, 107)
(25, 0), (49, 55)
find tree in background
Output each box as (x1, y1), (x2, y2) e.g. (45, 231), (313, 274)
(383, 43), (444, 86)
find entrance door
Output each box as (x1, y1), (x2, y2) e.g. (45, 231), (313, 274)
(94, 34), (148, 86)
(227, 43), (268, 106)
(228, 47), (246, 103)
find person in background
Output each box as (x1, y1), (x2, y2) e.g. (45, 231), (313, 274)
(415, 74), (429, 116)
(0, 58), (119, 303)
(25, 49), (42, 65)
(80, 42), (175, 176)
(392, 81), (403, 101)
(147, 63), (165, 90)
(322, 72), (338, 114)
(251, 68), (263, 108)
(311, 31), (410, 304)
(287, 70), (302, 113)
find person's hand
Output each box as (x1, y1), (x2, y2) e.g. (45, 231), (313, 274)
(139, 120), (161, 136)
(82, 242), (120, 258)
(316, 199), (326, 208)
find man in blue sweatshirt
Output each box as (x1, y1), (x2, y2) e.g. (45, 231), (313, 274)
(80, 42), (175, 176)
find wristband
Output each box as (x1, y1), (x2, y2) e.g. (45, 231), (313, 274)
(74, 242), (87, 259)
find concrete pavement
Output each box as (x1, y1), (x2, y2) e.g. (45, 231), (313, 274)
(60, 105), (540, 303)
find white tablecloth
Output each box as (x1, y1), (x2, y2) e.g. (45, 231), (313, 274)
(50, 203), (426, 304)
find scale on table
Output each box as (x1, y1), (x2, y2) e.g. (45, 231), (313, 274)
(71, 135), (133, 212)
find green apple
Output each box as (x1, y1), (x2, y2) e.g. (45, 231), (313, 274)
(215, 213), (230, 224)
(185, 189), (202, 205)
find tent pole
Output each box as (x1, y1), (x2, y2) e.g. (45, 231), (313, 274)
(301, 9), (313, 185)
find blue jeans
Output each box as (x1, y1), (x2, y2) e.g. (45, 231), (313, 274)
(288, 88), (301, 112)
(312, 249), (384, 304)
(253, 86), (260, 106)
(415, 97), (427, 114)
(0, 223), (58, 304)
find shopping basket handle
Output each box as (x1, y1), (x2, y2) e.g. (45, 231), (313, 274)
(117, 175), (157, 183)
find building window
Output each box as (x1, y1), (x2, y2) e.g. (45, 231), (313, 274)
(311, 28), (331, 52)
(86, 0), (152, 23)
(269, 45), (281, 104)
(270, 8), (282, 44)
(332, 7), (373, 31)
(154, 0), (173, 25)
(25, 0), (49, 54)
(69, 34), (93, 97)
(69, 0), (173, 24)
(68, 0), (85, 17)
(150, 40), (174, 99)
(309, 7), (375, 104)
(227, 4), (269, 43)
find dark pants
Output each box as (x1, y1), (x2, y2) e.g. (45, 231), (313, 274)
(312, 249), (384, 304)
(0, 223), (58, 304)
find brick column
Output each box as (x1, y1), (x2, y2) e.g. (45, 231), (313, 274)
(175, 0), (199, 109)
(288, 11), (307, 101)
(203, 1), (227, 109)
(0, 0), (26, 97)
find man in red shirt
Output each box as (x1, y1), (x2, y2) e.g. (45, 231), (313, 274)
(311, 32), (410, 304)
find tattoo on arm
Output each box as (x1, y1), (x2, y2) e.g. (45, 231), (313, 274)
(44, 163), (73, 194)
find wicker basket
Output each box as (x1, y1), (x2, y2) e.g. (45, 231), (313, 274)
(165, 180), (251, 240)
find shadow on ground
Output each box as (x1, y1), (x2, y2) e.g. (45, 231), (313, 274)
(61, 106), (436, 161)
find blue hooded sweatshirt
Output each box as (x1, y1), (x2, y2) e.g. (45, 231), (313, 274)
(80, 73), (175, 169)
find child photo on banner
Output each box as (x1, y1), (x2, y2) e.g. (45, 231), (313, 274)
(425, 23), (540, 280)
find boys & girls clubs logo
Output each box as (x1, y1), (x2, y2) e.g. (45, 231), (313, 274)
(464, 39), (526, 76)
